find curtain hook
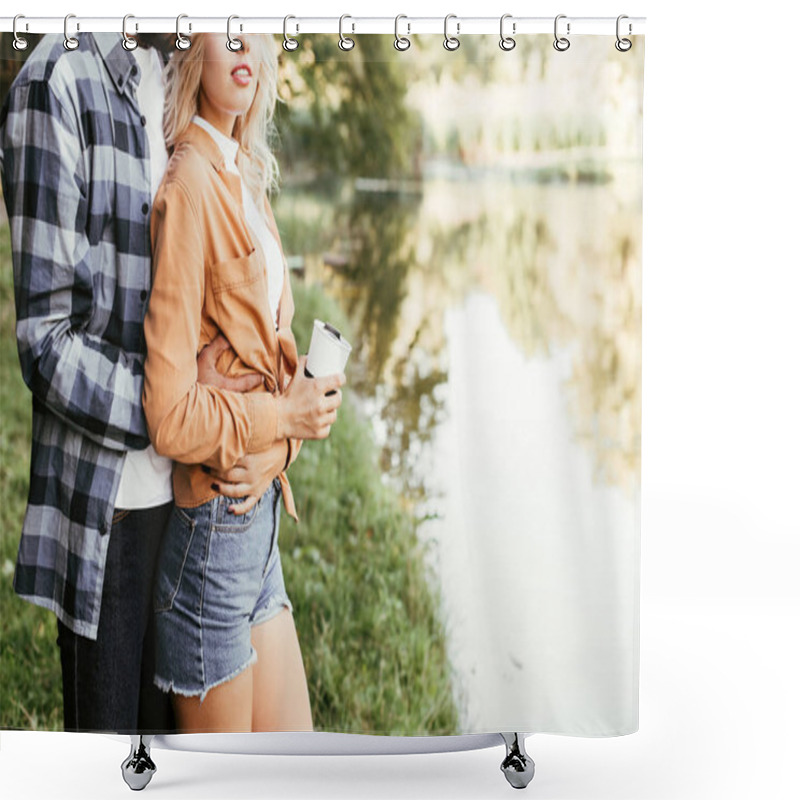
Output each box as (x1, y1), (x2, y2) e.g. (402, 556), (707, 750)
(176, 14), (191, 51)
(499, 14), (516, 51)
(615, 15), (633, 52)
(283, 15), (299, 51)
(227, 15), (243, 52)
(63, 13), (79, 51)
(394, 15), (411, 51)
(443, 14), (460, 51)
(12, 15), (29, 51)
(122, 15), (138, 51)
(553, 14), (570, 52)
(339, 14), (355, 51)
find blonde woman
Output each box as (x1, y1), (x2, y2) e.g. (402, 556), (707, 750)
(142, 33), (345, 733)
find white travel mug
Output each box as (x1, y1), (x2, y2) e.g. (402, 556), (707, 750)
(305, 320), (352, 395)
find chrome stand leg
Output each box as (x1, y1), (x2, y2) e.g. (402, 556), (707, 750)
(500, 732), (535, 789)
(121, 735), (157, 791)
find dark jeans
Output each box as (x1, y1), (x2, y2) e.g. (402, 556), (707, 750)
(56, 502), (176, 733)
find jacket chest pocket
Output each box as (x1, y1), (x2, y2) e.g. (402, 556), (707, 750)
(208, 250), (274, 374)
(210, 250), (262, 294)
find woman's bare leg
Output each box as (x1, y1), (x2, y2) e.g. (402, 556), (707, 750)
(250, 607), (313, 731)
(172, 666), (253, 732)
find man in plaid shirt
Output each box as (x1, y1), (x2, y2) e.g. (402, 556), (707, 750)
(0, 32), (262, 733)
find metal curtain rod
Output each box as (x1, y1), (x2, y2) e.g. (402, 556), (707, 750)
(0, 15), (646, 36)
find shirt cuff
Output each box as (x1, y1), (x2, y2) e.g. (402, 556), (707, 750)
(245, 392), (278, 452)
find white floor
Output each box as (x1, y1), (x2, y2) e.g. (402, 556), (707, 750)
(2, 594), (797, 800)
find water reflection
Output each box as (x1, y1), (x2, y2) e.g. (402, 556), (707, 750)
(275, 172), (641, 499)
(419, 292), (639, 732)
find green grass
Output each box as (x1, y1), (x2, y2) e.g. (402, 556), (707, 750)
(286, 282), (459, 734)
(0, 225), (459, 735)
(0, 224), (63, 730)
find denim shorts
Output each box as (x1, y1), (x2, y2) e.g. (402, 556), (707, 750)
(152, 477), (293, 702)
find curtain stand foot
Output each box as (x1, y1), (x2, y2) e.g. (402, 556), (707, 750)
(500, 732), (535, 789)
(121, 735), (157, 791)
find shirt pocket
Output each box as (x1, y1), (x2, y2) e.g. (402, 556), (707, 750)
(210, 250), (262, 294)
(207, 250), (273, 373)
(212, 492), (263, 533)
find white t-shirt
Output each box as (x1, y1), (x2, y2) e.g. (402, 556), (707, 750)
(191, 114), (285, 326)
(114, 45), (173, 510)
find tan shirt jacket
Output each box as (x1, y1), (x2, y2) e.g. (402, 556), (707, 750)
(142, 123), (302, 520)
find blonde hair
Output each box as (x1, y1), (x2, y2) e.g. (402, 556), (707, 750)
(162, 34), (281, 200)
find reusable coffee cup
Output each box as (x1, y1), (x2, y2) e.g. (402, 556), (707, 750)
(305, 319), (352, 396)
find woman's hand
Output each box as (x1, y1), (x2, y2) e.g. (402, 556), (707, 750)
(276, 355), (345, 440)
(203, 449), (280, 515)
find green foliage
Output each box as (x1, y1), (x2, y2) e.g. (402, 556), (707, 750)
(276, 36), (423, 180)
(285, 281), (459, 733)
(0, 224), (63, 730)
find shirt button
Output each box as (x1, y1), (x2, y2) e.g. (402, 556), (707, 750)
(131, 65), (138, 77)
(140, 115), (147, 126)
(140, 290), (148, 302)
(142, 202), (149, 215)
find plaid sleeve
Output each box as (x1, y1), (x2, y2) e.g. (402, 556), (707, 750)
(1, 78), (149, 451)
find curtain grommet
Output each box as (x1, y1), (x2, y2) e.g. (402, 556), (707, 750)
(394, 15), (411, 51)
(63, 13), (79, 51)
(553, 14), (570, 52)
(443, 14), (460, 51)
(499, 14), (516, 51)
(122, 14), (138, 52)
(226, 15), (243, 52)
(175, 14), (191, 51)
(339, 14), (355, 51)
(615, 15), (633, 51)
(283, 15), (299, 52)
(12, 15), (29, 51)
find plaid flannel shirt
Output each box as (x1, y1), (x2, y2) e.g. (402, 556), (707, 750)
(0, 33), (158, 640)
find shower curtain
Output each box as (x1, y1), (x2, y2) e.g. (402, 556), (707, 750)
(0, 29), (643, 740)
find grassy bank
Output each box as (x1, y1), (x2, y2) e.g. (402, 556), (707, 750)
(0, 225), (63, 729)
(0, 223), (459, 734)
(286, 283), (458, 734)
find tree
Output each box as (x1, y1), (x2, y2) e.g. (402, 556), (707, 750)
(276, 35), (422, 180)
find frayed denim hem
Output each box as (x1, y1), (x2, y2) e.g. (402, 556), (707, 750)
(153, 647), (258, 705)
(250, 597), (293, 629)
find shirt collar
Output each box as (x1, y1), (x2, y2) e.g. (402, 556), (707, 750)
(191, 116), (239, 173)
(177, 120), (226, 173)
(93, 32), (139, 95)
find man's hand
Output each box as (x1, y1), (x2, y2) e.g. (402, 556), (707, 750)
(276, 355), (345, 440)
(196, 334), (263, 392)
(203, 449), (282, 516)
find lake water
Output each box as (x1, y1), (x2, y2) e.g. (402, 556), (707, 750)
(275, 167), (641, 732)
